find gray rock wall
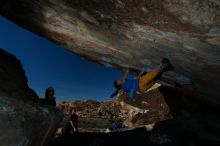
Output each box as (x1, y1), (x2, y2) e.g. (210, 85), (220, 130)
(0, 48), (63, 146)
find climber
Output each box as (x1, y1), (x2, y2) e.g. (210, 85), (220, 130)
(110, 58), (174, 99)
(42, 87), (56, 106)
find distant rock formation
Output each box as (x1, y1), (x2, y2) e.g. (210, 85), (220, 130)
(60, 99), (121, 119)
(0, 0), (220, 103)
(0, 48), (63, 146)
(59, 87), (173, 129)
(0, 49), (38, 102)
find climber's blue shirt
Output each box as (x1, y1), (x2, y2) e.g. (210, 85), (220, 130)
(121, 79), (139, 99)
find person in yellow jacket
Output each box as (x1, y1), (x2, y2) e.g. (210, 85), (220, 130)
(111, 58), (174, 99)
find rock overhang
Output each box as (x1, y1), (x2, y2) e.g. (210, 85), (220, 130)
(0, 0), (219, 103)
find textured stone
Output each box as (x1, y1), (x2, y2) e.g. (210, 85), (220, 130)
(0, 48), (63, 146)
(0, 0), (219, 103)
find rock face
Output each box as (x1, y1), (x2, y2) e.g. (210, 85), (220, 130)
(0, 48), (63, 146)
(119, 89), (172, 128)
(0, 0), (220, 103)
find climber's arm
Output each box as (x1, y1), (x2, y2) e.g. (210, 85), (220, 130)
(70, 121), (77, 131)
(121, 69), (130, 81)
(122, 69), (130, 79)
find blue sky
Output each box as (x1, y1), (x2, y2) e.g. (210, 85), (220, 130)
(0, 16), (125, 103)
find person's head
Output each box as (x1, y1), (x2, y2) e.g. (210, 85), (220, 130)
(45, 87), (55, 99)
(111, 80), (122, 98)
(114, 79), (123, 88)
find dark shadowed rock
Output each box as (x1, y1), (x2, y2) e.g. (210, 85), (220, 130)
(0, 0), (219, 104)
(0, 49), (38, 103)
(0, 48), (63, 146)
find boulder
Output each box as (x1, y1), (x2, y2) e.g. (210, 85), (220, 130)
(0, 48), (63, 146)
